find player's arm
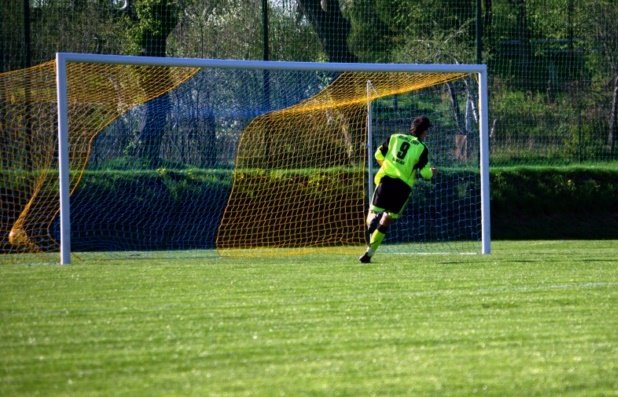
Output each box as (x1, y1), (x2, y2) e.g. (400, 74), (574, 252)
(374, 135), (391, 166)
(415, 146), (435, 179)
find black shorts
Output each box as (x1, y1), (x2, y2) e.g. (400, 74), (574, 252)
(371, 176), (412, 218)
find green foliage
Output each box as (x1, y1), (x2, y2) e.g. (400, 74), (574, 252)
(491, 166), (616, 213)
(346, 1), (395, 62)
(491, 89), (561, 138)
(125, 0), (179, 55)
(489, 87), (612, 164)
(72, 165), (618, 242)
(487, 0), (589, 92)
(167, 0), (265, 59)
(491, 166), (618, 238)
(268, 4), (325, 61)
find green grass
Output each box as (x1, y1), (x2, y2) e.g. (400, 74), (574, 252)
(1, 241), (617, 396)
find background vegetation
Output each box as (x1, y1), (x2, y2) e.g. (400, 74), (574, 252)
(1, 0), (617, 163)
(1, 0), (617, 244)
(2, 165), (611, 252)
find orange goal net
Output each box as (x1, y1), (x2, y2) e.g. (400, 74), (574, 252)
(2, 54), (487, 263)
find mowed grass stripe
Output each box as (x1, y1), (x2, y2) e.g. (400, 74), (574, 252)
(1, 240), (616, 396)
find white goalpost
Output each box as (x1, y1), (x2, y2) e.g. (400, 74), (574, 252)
(54, 52), (491, 264)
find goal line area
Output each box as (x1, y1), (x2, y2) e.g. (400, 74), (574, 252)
(1, 244), (481, 265)
(0, 53), (490, 264)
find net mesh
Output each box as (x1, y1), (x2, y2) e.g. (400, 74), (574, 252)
(1, 58), (480, 261)
(0, 61), (199, 254)
(1, 0), (616, 257)
(216, 71), (469, 251)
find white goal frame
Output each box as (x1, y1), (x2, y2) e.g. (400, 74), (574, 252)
(55, 52), (491, 264)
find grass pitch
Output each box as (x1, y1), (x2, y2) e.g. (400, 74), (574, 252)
(1, 240), (617, 396)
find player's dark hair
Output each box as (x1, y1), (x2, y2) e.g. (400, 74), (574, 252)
(410, 116), (432, 136)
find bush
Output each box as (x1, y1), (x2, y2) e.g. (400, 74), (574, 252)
(491, 166), (618, 239)
(5, 165), (615, 253)
(67, 166), (618, 249)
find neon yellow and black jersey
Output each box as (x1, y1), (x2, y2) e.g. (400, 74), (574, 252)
(374, 133), (434, 188)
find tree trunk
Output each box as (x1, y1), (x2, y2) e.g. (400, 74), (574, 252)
(134, 94), (170, 167)
(608, 75), (618, 154)
(448, 82), (469, 161)
(295, 0), (358, 164)
(130, 1), (178, 167)
(201, 87), (217, 168)
(512, 0), (532, 89)
(447, 82), (465, 133)
(296, 0), (357, 63)
(484, 0), (492, 44)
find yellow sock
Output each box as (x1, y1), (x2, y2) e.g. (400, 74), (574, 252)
(369, 229), (386, 253)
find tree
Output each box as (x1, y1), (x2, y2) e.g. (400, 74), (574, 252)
(346, 0), (395, 62)
(268, 1), (324, 61)
(295, 0), (357, 62)
(584, 0), (618, 154)
(0, 1), (27, 72)
(388, 1), (477, 152)
(165, 0), (326, 166)
(125, 0), (179, 57)
(125, 0), (180, 166)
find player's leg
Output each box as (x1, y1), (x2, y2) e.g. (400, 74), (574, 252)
(364, 213), (393, 256)
(365, 184), (384, 240)
(362, 182), (385, 257)
(360, 176), (411, 263)
(365, 210), (384, 243)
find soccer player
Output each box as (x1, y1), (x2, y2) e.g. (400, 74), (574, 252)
(359, 115), (437, 263)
